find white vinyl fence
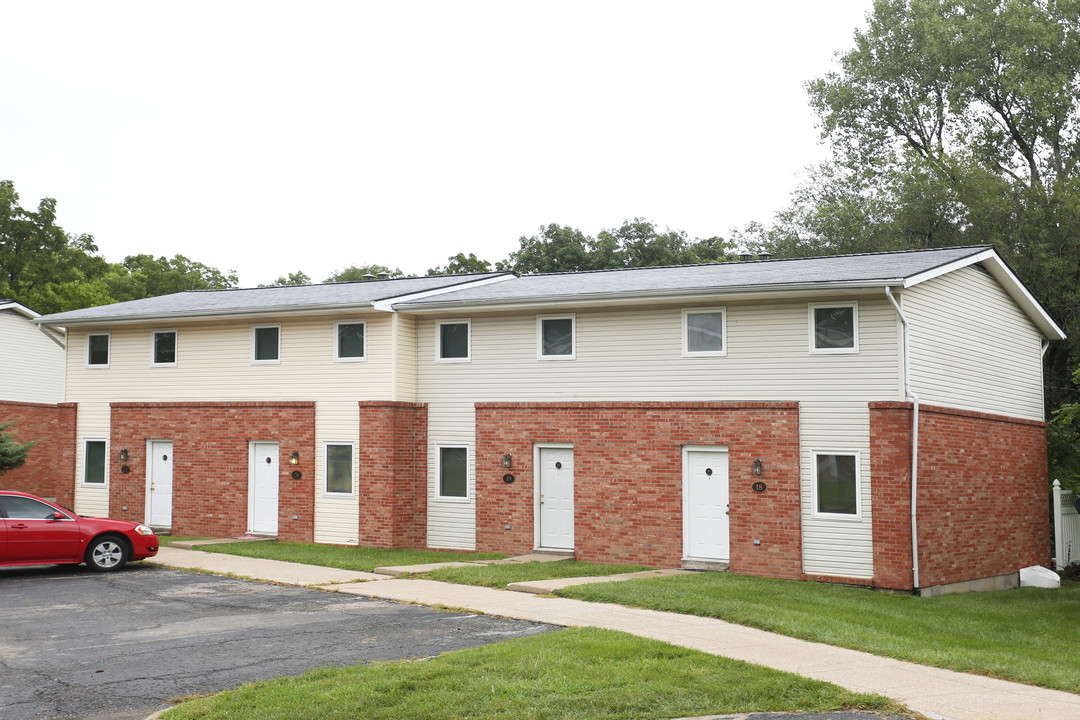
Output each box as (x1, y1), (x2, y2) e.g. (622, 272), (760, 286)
(1052, 480), (1080, 570)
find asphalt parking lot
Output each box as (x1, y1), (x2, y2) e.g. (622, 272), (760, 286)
(0, 563), (552, 720)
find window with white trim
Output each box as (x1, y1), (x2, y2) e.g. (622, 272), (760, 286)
(437, 445), (469, 499)
(683, 308), (726, 356)
(812, 451), (860, 517)
(324, 442), (354, 494)
(335, 321), (366, 362)
(252, 324), (281, 364)
(537, 314), (575, 360)
(810, 302), (858, 353)
(84, 439), (107, 485)
(86, 332), (110, 368)
(437, 320), (470, 362)
(152, 329), (177, 367)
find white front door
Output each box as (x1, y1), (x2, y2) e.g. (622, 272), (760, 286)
(683, 447), (730, 561)
(250, 442), (279, 535)
(537, 446), (574, 550)
(148, 441), (173, 527)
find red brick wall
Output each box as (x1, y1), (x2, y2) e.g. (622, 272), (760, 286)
(357, 401), (427, 548)
(109, 402), (315, 541)
(0, 401), (76, 506)
(870, 402), (1049, 591)
(475, 402), (802, 575)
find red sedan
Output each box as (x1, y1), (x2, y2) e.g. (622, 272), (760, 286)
(0, 490), (158, 572)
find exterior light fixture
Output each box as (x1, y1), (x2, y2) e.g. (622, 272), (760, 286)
(289, 452), (300, 465)
(752, 458), (763, 476)
(501, 454), (513, 469)
(118, 448), (129, 462)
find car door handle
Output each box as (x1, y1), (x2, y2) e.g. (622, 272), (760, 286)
(11, 523), (28, 529)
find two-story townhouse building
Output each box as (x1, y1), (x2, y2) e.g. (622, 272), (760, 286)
(32, 246), (1064, 595)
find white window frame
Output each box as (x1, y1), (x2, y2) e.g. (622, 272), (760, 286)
(435, 443), (471, 502)
(151, 328), (178, 367)
(810, 449), (862, 520)
(536, 314), (576, 361)
(251, 324), (282, 365)
(682, 307), (727, 357)
(323, 441), (356, 496)
(436, 319), (471, 363)
(334, 319), (367, 363)
(82, 438), (109, 487)
(809, 302), (859, 354)
(85, 332), (111, 369)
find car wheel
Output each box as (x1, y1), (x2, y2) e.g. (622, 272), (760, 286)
(85, 535), (129, 572)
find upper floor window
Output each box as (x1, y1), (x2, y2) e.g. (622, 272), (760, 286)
(538, 314), (575, 360)
(152, 329), (177, 367)
(86, 332), (110, 368)
(335, 320), (366, 362)
(252, 324), (281, 364)
(683, 308), (726, 356)
(438, 320), (470, 362)
(809, 303), (858, 354)
(812, 450), (861, 518)
(84, 439), (107, 485)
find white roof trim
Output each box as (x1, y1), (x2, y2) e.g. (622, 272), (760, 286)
(372, 273), (517, 312)
(0, 301), (40, 319)
(903, 248), (1065, 340)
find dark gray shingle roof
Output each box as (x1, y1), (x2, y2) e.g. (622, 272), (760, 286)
(35, 273), (511, 325)
(394, 246), (991, 308)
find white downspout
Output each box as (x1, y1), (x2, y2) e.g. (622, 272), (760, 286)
(886, 287), (920, 592)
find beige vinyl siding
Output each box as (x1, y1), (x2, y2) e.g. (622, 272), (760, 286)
(0, 309), (65, 403)
(904, 266), (1045, 421)
(74, 403), (111, 518)
(64, 314), (398, 529)
(314, 401), (360, 544)
(427, 403), (476, 549)
(393, 314), (418, 402)
(418, 296), (898, 576)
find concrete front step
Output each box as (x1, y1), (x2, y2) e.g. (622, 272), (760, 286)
(681, 559), (730, 572)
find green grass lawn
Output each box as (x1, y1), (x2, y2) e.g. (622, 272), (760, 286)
(410, 561), (653, 588)
(196, 540), (505, 573)
(560, 572), (1080, 694)
(162, 627), (903, 720)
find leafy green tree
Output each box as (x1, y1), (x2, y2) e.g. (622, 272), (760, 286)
(427, 253), (492, 276)
(260, 271), (312, 287)
(324, 265), (407, 282)
(0, 420), (37, 475)
(106, 254), (238, 301)
(503, 220), (733, 274)
(0, 180), (104, 310)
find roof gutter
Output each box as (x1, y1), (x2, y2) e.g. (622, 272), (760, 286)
(885, 286), (920, 594)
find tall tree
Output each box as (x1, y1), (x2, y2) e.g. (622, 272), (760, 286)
(740, 0), (1080, 414)
(427, 253), (492, 276)
(260, 271), (312, 287)
(503, 220), (733, 274)
(324, 265), (407, 282)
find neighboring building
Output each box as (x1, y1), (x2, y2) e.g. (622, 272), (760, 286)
(0, 300), (73, 503)
(0, 300), (65, 403)
(32, 246), (1064, 595)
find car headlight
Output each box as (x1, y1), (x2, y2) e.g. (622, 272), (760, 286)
(134, 525), (155, 536)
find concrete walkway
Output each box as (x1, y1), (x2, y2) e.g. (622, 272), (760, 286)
(145, 547), (1080, 720)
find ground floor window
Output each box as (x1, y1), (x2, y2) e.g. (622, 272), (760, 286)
(437, 445), (468, 499)
(812, 450), (860, 517)
(84, 440), (107, 485)
(324, 442), (354, 494)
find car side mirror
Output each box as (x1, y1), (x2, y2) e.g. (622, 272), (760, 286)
(52, 511), (65, 520)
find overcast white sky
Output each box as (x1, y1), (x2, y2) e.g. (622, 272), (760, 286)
(4, 1), (871, 287)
